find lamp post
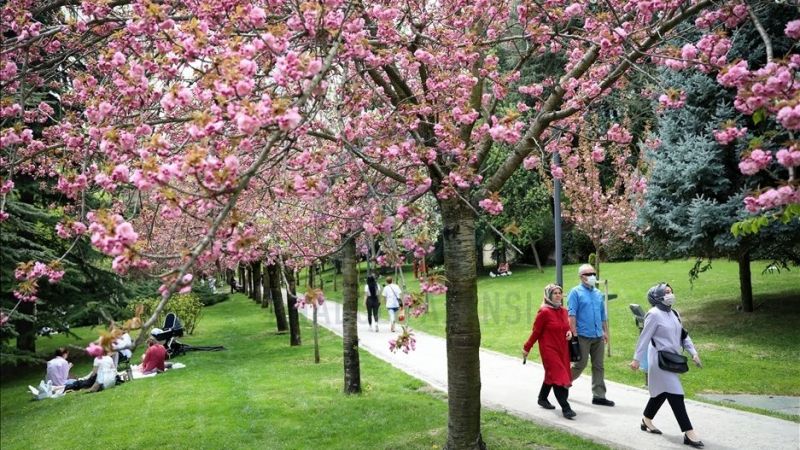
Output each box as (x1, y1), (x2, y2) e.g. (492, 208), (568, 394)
(553, 152), (563, 287)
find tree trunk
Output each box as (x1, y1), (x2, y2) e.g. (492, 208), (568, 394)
(226, 268), (235, 292)
(313, 305), (320, 364)
(308, 265), (315, 288)
(252, 261), (263, 304)
(439, 198), (485, 450)
(738, 249), (754, 312)
(341, 236), (361, 394)
(531, 241), (543, 273)
(285, 264), (301, 346)
(243, 265), (251, 297)
(267, 264), (289, 332)
(15, 300), (36, 354)
(237, 265), (245, 292)
(249, 263), (258, 300)
(261, 262), (270, 308)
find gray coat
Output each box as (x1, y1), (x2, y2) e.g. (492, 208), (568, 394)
(633, 307), (698, 396)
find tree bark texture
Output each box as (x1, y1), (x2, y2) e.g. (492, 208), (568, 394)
(341, 236), (362, 394)
(738, 249), (754, 312)
(285, 265), (301, 346)
(440, 198), (485, 450)
(267, 264), (289, 332)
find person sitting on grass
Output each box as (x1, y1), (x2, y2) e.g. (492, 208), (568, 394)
(46, 347), (75, 388)
(141, 337), (168, 374)
(84, 343), (118, 393)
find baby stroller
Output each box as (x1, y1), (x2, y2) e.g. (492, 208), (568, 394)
(151, 313), (187, 357)
(151, 313), (224, 357)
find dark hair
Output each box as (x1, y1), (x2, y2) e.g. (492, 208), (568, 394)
(367, 274), (378, 298)
(53, 347), (68, 358)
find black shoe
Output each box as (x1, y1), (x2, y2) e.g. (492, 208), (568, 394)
(537, 399), (556, 410)
(562, 408), (576, 420)
(684, 434), (704, 448)
(592, 397), (615, 407)
(640, 419), (662, 434)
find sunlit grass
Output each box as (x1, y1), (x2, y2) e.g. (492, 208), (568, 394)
(1, 294), (608, 450)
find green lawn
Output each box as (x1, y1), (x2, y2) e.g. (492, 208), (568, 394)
(0, 294), (607, 450)
(318, 259), (800, 416)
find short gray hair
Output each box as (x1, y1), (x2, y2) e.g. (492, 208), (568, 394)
(578, 264), (595, 276)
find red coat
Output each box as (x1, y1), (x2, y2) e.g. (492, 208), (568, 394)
(523, 305), (572, 387)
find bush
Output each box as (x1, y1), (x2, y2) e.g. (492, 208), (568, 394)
(130, 293), (204, 335)
(193, 283), (230, 306)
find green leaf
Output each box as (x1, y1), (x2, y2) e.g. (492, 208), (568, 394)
(752, 108), (766, 125)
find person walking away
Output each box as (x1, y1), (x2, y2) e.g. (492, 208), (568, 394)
(568, 264), (614, 406)
(364, 274), (381, 332)
(630, 283), (704, 448)
(381, 276), (402, 332)
(522, 284), (576, 419)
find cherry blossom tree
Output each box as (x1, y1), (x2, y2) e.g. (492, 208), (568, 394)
(559, 121), (646, 276)
(6, 0), (800, 448)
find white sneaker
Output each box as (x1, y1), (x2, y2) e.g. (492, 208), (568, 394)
(374, 324), (379, 332)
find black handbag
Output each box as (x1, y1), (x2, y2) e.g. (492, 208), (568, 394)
(569, 337), (581, 362)
(657, 350), (689, 373)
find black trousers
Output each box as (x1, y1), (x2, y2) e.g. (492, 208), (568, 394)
(365, 302), (379, 325)
(644, 392), (693, 431)
(539, 383), (571, 410)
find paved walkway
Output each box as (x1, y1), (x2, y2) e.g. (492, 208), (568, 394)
(298, 300), (799, 449)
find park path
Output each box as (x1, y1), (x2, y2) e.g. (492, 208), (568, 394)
(298, 299), (799, 450)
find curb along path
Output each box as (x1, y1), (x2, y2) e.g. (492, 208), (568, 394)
(297, 299), (799, 450)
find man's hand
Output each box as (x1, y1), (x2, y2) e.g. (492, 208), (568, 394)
(522, 350), (529, 358)
(602, 332), (608, 343)
(565, 330), (573, 340)
(692, 354), (702, 368)
(630, 360), (640, 371)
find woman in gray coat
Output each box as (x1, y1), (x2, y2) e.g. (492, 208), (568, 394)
(630, 283), (704, 448)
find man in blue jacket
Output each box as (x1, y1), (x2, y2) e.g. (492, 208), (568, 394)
(568, 264), (614, 406)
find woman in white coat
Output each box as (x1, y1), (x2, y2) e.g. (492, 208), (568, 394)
(630, 283), (704, 448)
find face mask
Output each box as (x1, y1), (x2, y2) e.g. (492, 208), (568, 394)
(586, 275), (597, 287)
(662, 293), (675, 306)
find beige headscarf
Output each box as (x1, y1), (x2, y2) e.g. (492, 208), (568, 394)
(543, 283), (563, 308)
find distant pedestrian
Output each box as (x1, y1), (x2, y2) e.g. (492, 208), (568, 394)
(630, 283), (704, 448)
(568, 264), (614, 407)
(522, 284), (576, 419)
(381, 276), (402, 332)
(364, 274), (380, 332)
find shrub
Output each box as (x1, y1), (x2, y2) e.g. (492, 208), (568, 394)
(130, 293), (204, 335)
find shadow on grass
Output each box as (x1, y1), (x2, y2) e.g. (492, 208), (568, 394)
(688, 289), (800, 339)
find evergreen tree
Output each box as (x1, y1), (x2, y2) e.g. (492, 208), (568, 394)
(640, 69), (799, 312)
(0, 177), (126, 365)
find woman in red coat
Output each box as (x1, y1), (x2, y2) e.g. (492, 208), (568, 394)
(522, 283), (576, 419)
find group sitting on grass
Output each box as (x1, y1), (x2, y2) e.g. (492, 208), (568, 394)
(30, 326), (170, 399)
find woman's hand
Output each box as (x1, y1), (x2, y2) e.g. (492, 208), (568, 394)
(565, 330), (573, 340)
(629, 360), (640, 371)
(692, 354), (702, 368)
(522, 350), (529, 358)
